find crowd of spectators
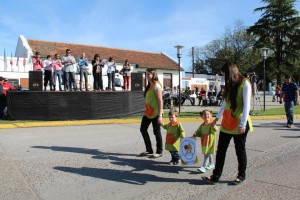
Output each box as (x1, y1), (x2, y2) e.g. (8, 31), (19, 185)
(162, 85), (224, 108)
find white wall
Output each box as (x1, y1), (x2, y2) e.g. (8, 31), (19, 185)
(0, 56), (33, 72)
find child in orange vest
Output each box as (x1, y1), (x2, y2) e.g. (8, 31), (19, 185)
(160, 109), (185, 165)
(193, 110), (218, 173)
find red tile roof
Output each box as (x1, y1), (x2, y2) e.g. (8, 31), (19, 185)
(27, 39), (183, 70)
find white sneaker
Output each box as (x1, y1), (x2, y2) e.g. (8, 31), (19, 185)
(206, 164), (215, 170)
(197, 167), (206, 173)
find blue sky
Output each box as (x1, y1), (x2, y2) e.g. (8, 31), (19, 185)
(0, 0), (299, 71)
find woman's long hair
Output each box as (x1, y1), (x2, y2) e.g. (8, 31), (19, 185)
(144, 68), (159, 97)
(221, 63), (244, 111)
(93, 54), (100, 62)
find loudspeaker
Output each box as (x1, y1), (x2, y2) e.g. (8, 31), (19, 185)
(29, 71), (43, 91)
(131, 73), (143, 91)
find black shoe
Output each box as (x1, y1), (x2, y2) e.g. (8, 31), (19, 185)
(173, 160), (181, 165)
(149, 153), (162, 159)
(202, 176), (219, 185)
(139, 151), (153, 156)
(232, 176), (245, 185)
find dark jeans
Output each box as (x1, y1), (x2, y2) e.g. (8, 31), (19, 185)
(80, 69), (88, 91)
(107, 72), (115, 90)
(181, 95), (195, 105)
(140, 115), (163, 154)
(93, 72), (103, 90)
(170, 151), (180, 162)
(64, 72), (77, 91)
(212, 122), (250, 181)
(284, 101), (294, 125)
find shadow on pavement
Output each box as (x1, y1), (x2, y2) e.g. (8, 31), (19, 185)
(281, 136), (300, 138)
(32, 145), (210, 185)
(53, 166), (204, 185)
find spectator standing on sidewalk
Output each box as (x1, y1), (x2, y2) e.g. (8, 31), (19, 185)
(275, 85), (281, 102)
(280, 74), (299, 128)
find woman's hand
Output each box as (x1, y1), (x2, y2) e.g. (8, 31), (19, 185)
(211, 118), (218, 127)
(238, 127), (246, 134)
(158, 115), (163, 124)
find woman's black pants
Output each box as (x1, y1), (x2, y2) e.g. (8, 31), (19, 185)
(212, 123), (249, 180)
(140, 115), (163, 154)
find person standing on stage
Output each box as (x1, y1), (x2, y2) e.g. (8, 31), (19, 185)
(202, 63), (253, 185)
(52, 53), (63, 91)
(92, 54), (104, 91)
(78, 53), (89, 91)
(280, 74), (299, 128)
(121, 59), (132, 91)
(43, 55), (54, 91)
(139, 68), (163, 158)
(107, 57), (116, 91)
(62, 49), (77, 91)
(32, 52), (44, 71)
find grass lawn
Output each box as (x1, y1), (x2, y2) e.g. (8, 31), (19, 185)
(176, 106), (300, 118)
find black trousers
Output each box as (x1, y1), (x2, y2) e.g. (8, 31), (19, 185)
(44, 70), (53, 88)
(212, 123), (249, 180)
(140, 115), (163, 154)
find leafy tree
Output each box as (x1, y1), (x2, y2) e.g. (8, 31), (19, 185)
(191, 21), (258, 75)
(247, 0), (300, 84)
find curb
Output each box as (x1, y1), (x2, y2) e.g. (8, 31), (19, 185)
(0, 115), (299, 129)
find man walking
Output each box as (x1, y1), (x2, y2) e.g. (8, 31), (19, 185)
(280, 74), (299, 128)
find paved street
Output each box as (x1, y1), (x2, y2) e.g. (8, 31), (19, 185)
(0, 119), (299, 200)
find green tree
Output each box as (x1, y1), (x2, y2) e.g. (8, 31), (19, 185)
(247, 0), (300, 84)
(192, 21), (258, 75)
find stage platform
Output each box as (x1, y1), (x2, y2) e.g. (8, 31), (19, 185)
(7, 91), (144, 121)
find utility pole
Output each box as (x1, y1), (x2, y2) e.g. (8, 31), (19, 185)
(192, 47), (195, 78)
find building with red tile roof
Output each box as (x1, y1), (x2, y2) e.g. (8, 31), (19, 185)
(14, 35), (183, 90)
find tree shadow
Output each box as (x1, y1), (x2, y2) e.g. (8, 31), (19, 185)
(31, 146), (137, 157)
(31, 145), (196, 174)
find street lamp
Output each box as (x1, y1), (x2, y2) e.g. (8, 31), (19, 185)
(260, 47), (269, 111)
(174, 45), (184, 113)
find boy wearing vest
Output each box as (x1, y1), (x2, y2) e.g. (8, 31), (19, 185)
(160, 109), (185, 165)
(193, 110), (218, 173)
